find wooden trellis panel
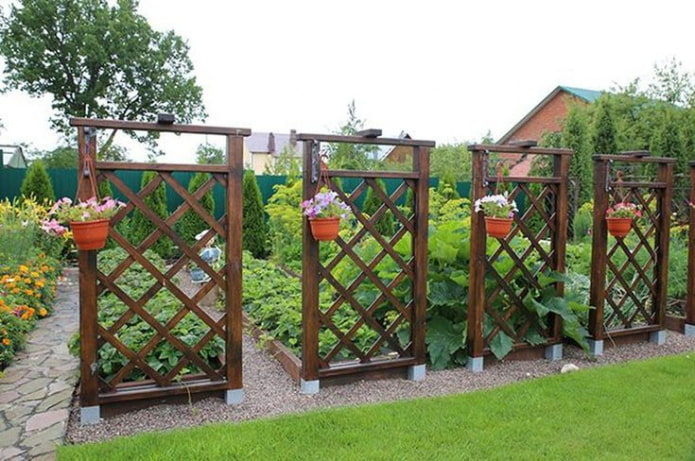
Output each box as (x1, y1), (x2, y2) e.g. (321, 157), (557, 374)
(687, 163), (695, 331)
(589, 153), (674, 342)
(71, 118), (249, 408)
(467, 145), (572, 361)
(299, 133), (434, 382)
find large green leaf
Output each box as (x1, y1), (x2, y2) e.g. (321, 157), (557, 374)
(426, 316), (465, 370)
(488, 330), (514, 360)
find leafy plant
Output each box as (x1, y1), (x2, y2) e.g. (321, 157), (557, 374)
(243, 170), (269, 259)
(20, 160), (54, 204)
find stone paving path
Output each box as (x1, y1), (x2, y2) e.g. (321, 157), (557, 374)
(0, 268), (79, 461)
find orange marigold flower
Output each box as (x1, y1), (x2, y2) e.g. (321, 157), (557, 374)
(25, 289), (34, 296)
(35, 280), (45, 288)
(11, 288), (20, 294)
(19, 265), (29, 273)
(39, 308), (48, 317)
(24, 278), (32, 284)
(30, 271), (39, 278)
(40, 265), (49, 272)
(2, 338), (10, 346)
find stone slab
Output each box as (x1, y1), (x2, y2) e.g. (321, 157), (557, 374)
(26, 409), (68, 432)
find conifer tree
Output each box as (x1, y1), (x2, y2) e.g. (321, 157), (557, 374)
(362, 178), (394, 237)
(242, 170), (269, 259)
(130, 171), (173, 258)
(20, 160), (54, 204)
(178, 172), (215, 244)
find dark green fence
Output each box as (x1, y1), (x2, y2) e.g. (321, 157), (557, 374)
(0, 168), (486, 215)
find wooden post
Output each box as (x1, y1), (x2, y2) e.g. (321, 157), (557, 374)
(77, 126), (99, 410)
(467, 147), (487, 362)
(588, 157), (609, 341)
(225, 134), (244, 391)
(301, 140), (319, 384)
(552, 152), (570, 339)
(654, 161), (673, 327)
(687, 164), (695, 326)
(412, 146), (429, 364)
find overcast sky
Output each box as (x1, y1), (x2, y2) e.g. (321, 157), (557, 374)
(1, 0), (694, 163)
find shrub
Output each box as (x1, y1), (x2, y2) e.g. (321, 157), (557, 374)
(243, 170), (269, 259)
(362, 178), (394, 237)
(177, 172), (215, 244)
(266, 180), (303, 270)
(129, 171), (173, 258)
(20, 160), (55, 204)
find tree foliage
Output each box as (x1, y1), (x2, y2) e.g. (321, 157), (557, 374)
(20, 160), (54, 203)
(591, 97), (617, 155)
(242, 170), (269, 259)
(430, 143), (472, 181)
(561, 104), (592, 206)
(263, 145), (301, 183)
(328, 100), (378, 170)
(129, 171), (173, 258)
(0, 0), (206, 152)
(177, 172), (215, 244)
(362, 178), (394, 237)
(195, 143), (224, 165)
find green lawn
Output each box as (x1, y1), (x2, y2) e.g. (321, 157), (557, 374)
(59, 354), (695, 460)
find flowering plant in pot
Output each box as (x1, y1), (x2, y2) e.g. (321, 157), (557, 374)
(44, 197), (125, 250)
(301, 188), (351, 241)
(605, 201), (641, 237)
(474, 192), (518, 238)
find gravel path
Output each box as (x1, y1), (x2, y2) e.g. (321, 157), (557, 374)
(65, 330), (695, 444)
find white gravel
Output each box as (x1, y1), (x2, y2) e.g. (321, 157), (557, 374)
(64, 330), (695, 445)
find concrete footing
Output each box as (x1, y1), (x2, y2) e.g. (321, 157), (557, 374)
(80, 405), (101, 425)
(225, 389), (244, 405)
(588, 339), (604, 356)
(407, 364), (426, 381)
(300, 378), (319, 394)
(649, 329), (666, 345)
(685, 323), (695, 338)
(466, 356), (484, 373)
(544, 343), (563, 361)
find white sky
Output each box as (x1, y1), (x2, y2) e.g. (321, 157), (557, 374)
(1, 0), (694, 163)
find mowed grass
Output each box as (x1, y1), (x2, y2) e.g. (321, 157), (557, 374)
(59, 354), (695, 460)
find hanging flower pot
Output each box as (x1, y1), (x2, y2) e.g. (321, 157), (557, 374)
(484, 216), (514, 239)
(309, 217), (340, 241)
(606, 217), (633, 238)
(70, 219), (110, 250)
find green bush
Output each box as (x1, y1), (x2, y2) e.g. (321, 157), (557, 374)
(129, 171), (174, 258)
(362, 178), (394, 237)
(265, 180), (303, 271)
(177, 172), (215, 244)
(20, 160), (55, 204)
(242, 170), (269, 259)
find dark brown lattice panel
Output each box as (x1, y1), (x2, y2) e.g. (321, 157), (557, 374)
(467, 145), (572, 360)
(589, 154), (674, 341)
(299, 133), (432, 383)
(482, 180), (562, 351)
(317, 177), (415, 368)
(95, 168), (229, 392)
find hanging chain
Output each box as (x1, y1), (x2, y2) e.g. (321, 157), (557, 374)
(76, 127), (99, 201)
(311, 140), (320, 184)
(482, 149), (490, 188)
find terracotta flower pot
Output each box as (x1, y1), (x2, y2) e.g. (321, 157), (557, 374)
(485, 217), (513, 239)
(309, 217), (340, 241)
(70, 219), (110, 250)
(606, 217), (633, 238)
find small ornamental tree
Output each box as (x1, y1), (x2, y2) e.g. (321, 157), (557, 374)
(242, 170), (269, 259)
(178, 172), (215, 244)
(130, 171), (173, 258)
(562, 104), (592, 207)
(362, 178), (394, 237)
(592, 98), (617, 155)
(20, 160), (54, 204)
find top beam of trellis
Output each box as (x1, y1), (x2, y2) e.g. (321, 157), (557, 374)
(468, 144), (573, 155)
(296, 133), (436, 147)
(592, 154), (677, 164)
(70, 117), (251, 136)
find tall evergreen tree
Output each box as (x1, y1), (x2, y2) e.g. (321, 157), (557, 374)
(362, 178), (394, 237)
(592, 98), (617, 155)
(651, 108), (687, 214)
(242, 170), (269, 259)
(562, 105), (593, 206)
(130, 171), (173, 258)
(177, 172), (215, 244)
(20, 160), (54, 204)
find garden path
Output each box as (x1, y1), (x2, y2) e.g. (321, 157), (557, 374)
(0, 268), (79, 461)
